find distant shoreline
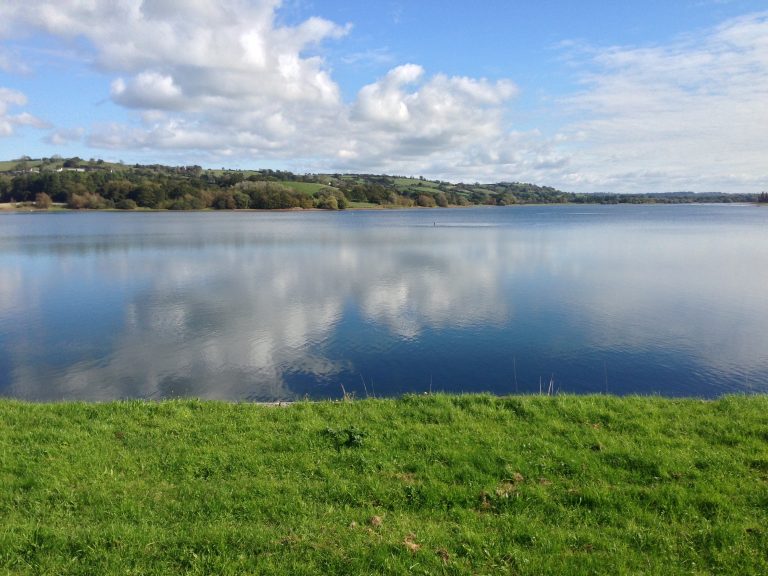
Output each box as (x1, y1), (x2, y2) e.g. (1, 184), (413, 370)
(1, 201), (761, 214)
(2, 158), (761, 211)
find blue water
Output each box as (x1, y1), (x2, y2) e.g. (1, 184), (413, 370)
(1, 204), (767, 401)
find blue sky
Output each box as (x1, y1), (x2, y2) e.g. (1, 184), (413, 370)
(1, 0), (767, 192)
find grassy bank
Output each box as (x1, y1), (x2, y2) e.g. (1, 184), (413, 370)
(1, 394), (767, 575)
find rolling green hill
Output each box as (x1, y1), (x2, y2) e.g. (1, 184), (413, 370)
(0, 156), (759, 210)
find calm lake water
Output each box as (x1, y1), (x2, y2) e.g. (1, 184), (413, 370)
(1, 205), (767, 401)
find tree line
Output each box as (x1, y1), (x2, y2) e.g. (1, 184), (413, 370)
(0, 158), (761, 210)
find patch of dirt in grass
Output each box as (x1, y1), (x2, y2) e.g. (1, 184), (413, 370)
(403, 534), (421, 552)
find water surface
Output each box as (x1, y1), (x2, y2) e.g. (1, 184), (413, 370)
(1, 205), (767, 400)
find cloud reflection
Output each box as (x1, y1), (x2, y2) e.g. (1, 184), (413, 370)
(554, 223), (768, 386)
(2, 208), (768, 401)
(0, 214), (517, 400)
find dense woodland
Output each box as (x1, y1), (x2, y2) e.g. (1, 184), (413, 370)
(0, 156), (760, 210)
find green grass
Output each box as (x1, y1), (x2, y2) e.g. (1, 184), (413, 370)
(0, 159), (44, 172)
(1, 394), (767, 575)
(0, 159), (131, 173)
(204, 169), (263, 177)
(393, 177), (443, 191)
(278, 181), (337, 194)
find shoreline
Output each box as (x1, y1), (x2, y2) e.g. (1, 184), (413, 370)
(2, 392), (766, 405)
(1, 201), (760, 213)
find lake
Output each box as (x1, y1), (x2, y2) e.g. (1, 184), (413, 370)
(1, 204), (767, 401)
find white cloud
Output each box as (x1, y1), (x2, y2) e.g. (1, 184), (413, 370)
(0, 88), (27, 114)
(338, 66), (521, 175)
(341, 47), (395, 67)
(0, 87), (47, 136)
(354, 64), (425, 125)
(45, 127), (85, 146)
(1, 1), (766, 190)
(111, 72), (184, 110)
(559, 11), (768, 192)
(0, 47), (30, 74)
(0, 0), (538, 179)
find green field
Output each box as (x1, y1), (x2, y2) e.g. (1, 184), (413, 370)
(0, 159), (43, 172)
(1, 394), (767, 575)
(0, 158), (131, 174)
(278, 181), (338, 194)
(393, 177), (444, 192)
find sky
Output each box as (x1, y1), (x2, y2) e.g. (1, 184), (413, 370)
(0, 0), (767, 192)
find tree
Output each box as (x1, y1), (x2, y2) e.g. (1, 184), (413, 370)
(316, 195), (338, 210)
(34, 192), (52, 209)
(314, 188), (347, 210)
(233, 192), (250, 209)
(416, 194), (437, 208)
(133, 183), (162, 208)
(115, 199), (137, 210)
(102, 180), (135, 203)
(63, 157), (82, 168)
(213, 192), (236, 209)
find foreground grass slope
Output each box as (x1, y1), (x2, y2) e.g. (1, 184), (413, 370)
(1, 395), (767, 575)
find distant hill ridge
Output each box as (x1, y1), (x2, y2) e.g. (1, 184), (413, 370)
(0, 156), (759, 210)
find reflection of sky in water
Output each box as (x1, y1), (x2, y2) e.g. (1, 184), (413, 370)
(1, 205), (767, 401)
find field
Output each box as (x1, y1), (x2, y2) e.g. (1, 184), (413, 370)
(1, 394), (767, 575)
(0, 159), (43, 171)
(0, 158), (129, 174)
(278, 181), (339, 194)
(393, 177), (444, 190)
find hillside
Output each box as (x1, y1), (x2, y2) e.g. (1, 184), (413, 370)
(0, 156), (758, 211)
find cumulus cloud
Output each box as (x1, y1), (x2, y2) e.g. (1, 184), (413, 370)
(111, 72), (184, 110)
(329, 64), (523, 175)
(354, 66), (516, 138)
(0, 0), (540, 179)
(354, 64), (425, 125)
(1, 1), (766, 190)
(0, 1), (346, 117)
